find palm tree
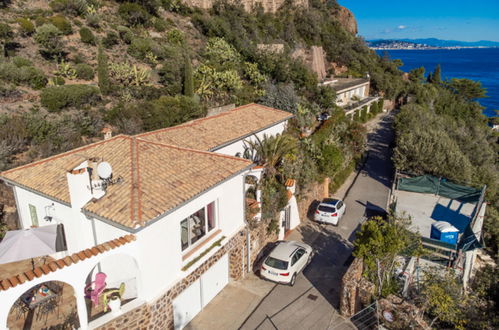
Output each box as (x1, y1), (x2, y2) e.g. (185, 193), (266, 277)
(243, 134), (296, 174)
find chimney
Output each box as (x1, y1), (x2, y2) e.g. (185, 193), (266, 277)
(67, 161), (93, 209)
(67, 160), (108, 209)
(101, 126), (113, 140)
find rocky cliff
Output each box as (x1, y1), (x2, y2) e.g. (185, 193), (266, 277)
(335, 6), (358, 35)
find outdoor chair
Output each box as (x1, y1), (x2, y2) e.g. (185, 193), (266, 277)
(103, 282), (125, 312)
(84, 272), (107, 307)
(13, 299), (29, 320)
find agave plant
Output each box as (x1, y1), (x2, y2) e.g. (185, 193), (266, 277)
(54, 60), (77, 80)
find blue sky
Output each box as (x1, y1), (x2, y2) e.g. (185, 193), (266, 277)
(338, 0), (499, 41)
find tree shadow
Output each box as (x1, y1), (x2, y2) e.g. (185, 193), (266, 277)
(298, 224), (354, 309)
(252, 241), (279, 275)
(307, 200), (321, 221)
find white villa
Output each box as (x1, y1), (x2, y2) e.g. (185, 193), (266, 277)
(319, 77), (381, 119)
(0, 104), (301, 329)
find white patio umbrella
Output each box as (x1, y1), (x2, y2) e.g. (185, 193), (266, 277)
(0, 225), (58, 265)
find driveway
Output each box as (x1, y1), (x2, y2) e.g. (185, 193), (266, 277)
(187, 112), (395, 330)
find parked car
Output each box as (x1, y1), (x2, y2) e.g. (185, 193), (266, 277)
(260, 241), (313, 286)
(316, 112), (331, 121)
(314, 198), (346, 225)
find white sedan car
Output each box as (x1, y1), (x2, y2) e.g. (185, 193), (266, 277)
(260, 241), (314, 286)
(314, 198), (346, 226)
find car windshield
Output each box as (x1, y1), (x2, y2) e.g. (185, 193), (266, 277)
(265, 256), (289, 270)
(322, 198), (339, 205)
(318, 205), (336, 213)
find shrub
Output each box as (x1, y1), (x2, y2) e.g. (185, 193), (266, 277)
(40, 84), (100, 111)
(128, 37), (165, 59)
(0, 62), (47, 89)
(86, 12), (101, 28)
(50, 15), (73, 35)
(12, 56), (32, 67)
(117, 26), (133, 44)
(74, 63), (94, 80)
(118, 2), (149, 26)
(0, 23), (13, 40)
(16, 18), (35, 36)
(79, 27), (95, 44)
(102, 31), (119, 48)
(20, 67), (49, 89)
(51, 76), (66, 85)
(34, 16), (49, 27)
(317, 144), (344, 177)
(34, 24), (64, 57)
(152, 17), (168, 32)
(49, 0), (87, 16)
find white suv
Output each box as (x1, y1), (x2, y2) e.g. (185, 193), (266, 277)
(260, 241), (313, 286)
(314, 198), (346, 225)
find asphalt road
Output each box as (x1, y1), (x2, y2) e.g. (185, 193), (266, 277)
(238, 113), (395, 330)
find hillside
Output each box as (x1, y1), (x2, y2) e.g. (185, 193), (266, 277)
(0, 0), (406, 171)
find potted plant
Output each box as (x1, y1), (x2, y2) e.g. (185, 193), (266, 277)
(108, 293), (121, 314)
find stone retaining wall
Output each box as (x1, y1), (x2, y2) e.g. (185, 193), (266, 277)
(339, 257), (374, 317)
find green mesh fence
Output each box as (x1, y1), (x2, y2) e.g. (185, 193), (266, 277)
(398, 175), (481, 203)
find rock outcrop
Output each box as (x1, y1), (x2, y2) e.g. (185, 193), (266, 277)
(335, 6), (358, 35)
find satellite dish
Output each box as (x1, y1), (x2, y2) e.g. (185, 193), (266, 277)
(97, 162), (113, 180)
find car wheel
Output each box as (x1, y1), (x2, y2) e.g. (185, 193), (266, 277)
(289, 273), (297, 286)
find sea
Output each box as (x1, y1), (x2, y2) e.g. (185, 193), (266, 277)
(376, 48), (499, 117)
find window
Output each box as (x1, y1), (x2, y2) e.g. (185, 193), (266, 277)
(291, 249), (305, 266)
(264, 257), (288, 270)
(29, 204), (38, 227)
(181, 201), (217, 251)
(318, 205), (336, 213)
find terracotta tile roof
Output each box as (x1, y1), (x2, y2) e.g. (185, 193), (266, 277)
(1, 136), (252, 228)
(284, 179), (296, 187)
(137, 103), (293, 151)
(0, 235), (136, 291)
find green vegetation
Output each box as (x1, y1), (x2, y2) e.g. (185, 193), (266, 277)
(97, 44), (111, 95)
(16, 18), (35, 36)
(118, 2), (149, 26)
(74, 63), (94, 80)
(34, 24), (64, 57)
(49, 15), (73, 35)
(40, 84), (100, 111)
(0, 61), (47, 89)
(353, 216), (415, 297)
(79, 27), (95, 44)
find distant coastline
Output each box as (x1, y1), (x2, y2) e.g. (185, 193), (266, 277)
(370, 46), (497, 50)
(368, 38), (499, 51)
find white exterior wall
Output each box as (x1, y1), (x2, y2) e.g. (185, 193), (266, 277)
(12, 186), (128, 254)
(213, 121), (288, 157)
(134, 173), (246, 301)
(0, 240), (140, 330)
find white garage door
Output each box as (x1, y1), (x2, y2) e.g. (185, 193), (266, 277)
(173, 279), (201, 330)
(172, 254), (229, 329)
(201, 254), (229, 306)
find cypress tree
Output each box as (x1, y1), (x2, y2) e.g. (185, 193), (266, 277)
(97, 43), (111, 95)
(183, 52), (194, 97)
(433, 64), (442, 83)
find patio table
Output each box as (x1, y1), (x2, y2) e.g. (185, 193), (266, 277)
(21, 284), (58, 309)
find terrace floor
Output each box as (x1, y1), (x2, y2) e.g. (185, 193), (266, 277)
(394, 190), (476, 237)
